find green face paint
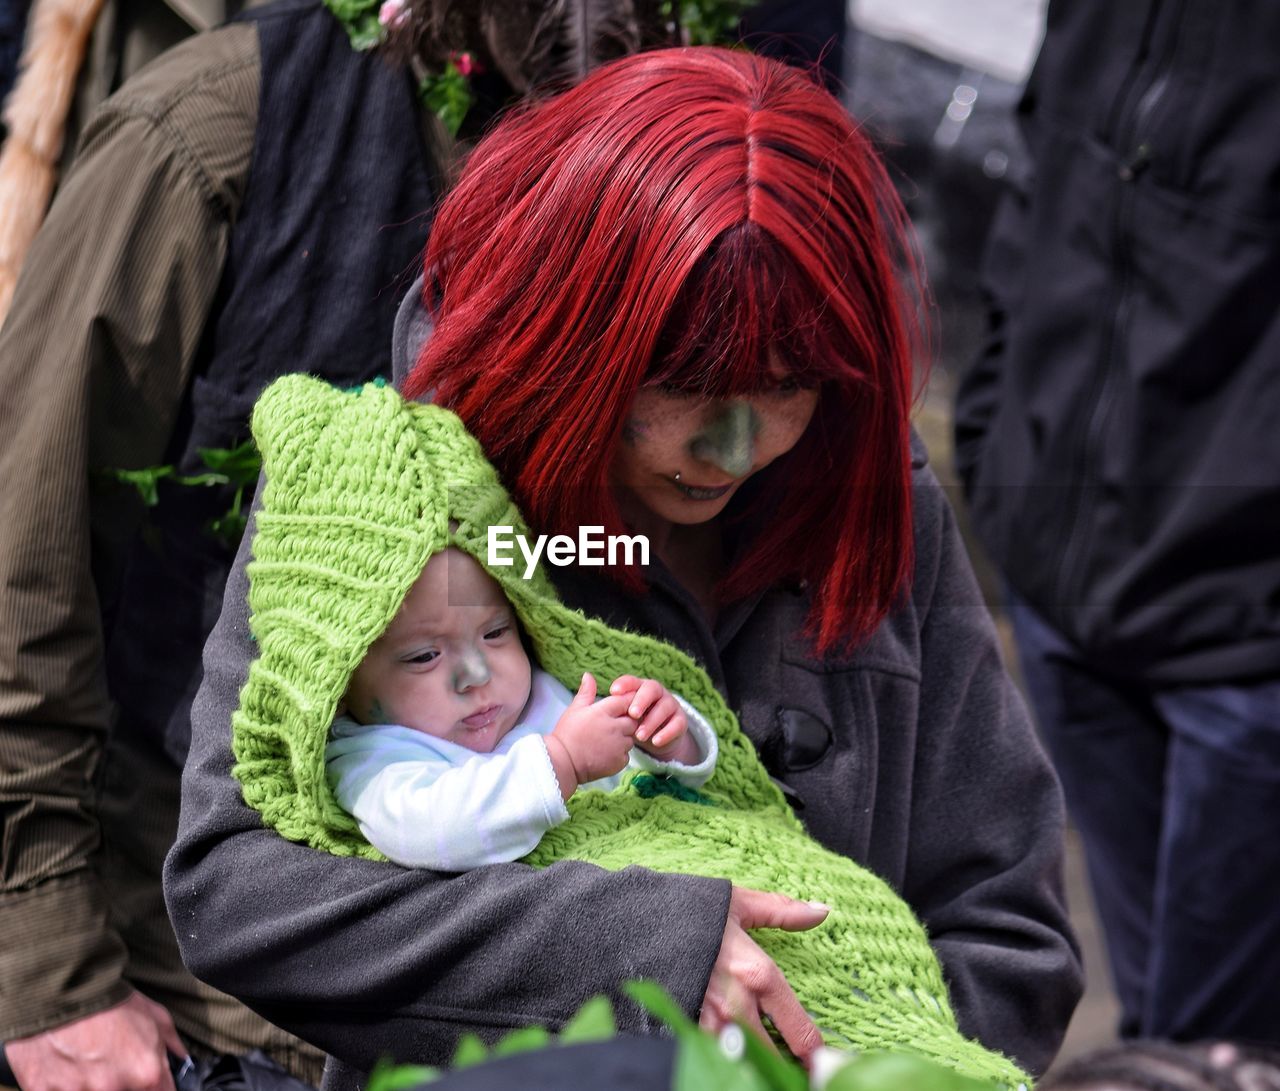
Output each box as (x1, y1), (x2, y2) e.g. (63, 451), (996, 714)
(692, 401), (760, 478)
(621, 418), (650, 447)
(453, 648), (491, 692)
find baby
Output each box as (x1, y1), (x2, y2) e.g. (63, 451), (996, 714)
(324, 546), (717, 871)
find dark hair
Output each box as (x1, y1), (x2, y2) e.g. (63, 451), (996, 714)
(405, 46), (924, 652)
(1041, 1042), (1280, 1091)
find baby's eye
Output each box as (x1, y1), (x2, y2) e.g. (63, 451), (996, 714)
(404, 649), (439, 665)
(484, 624), (511, 641)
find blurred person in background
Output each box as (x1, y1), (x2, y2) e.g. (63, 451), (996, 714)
(0, 3), (687, 1088)
(0, 0), (847, 329)
(1041, 1040), (1280, 1091)
(957, 0), (1280, 1047)
(0, 0), (234, 324)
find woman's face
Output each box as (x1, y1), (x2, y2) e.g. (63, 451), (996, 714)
(611, 381), (819, 526)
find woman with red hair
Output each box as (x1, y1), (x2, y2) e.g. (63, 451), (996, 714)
(405, 45), (916, 655)
(169, 47), (1082, 1087)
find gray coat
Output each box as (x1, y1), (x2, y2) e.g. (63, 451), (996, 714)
(164, 438), (1082, 1086)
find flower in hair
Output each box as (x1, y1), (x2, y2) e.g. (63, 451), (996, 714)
(377, 0), (407, 29)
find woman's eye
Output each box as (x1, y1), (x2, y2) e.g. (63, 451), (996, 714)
(405, 650), (439, 665)
(773, 375), (813, 395)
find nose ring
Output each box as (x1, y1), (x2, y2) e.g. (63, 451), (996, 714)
(674, 472), (682, 482)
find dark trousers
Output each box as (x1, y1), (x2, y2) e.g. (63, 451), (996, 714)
(1008, 597), (1280, 1045)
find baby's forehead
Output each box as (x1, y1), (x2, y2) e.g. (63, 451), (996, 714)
(392, 547), (514, 629)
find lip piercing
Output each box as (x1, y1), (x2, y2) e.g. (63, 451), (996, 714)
(674, 472), (682, 482)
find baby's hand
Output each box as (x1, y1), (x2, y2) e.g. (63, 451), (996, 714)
(610, 675), (697, 763)
(546, 674), (636, 794)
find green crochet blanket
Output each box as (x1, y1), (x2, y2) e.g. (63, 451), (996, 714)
(232, 375), (1028, 1087)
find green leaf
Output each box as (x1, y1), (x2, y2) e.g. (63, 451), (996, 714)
(346, 10), (384, 50)
(489, 1025), (554, 1058)
(676, 1032), (769, 1091)
(364, 1057), (441, 1091)
(419, 61), (474, 137)
(558, 995), (617, 1044)
(207, 506), (249, 547)
(623, 981), (765, 1091)
(106, 465), (174, 507)
(738, 1026), (808, 1091)
(171, 471), (230, 488)
(323, 0), (375, 23)
(322, 0), (382, 49)
(623, 980), (695, 1034)
(450, 1033), (490, 1070)
(822, 1053), (1002, 1091)
(196, 439), (261, 485)
(661, 0), (756, 44)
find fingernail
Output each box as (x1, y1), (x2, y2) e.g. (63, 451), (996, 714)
(807, 901), (830, 912)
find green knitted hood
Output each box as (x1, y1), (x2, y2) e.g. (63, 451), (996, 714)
(233, 375), (1027, 1087)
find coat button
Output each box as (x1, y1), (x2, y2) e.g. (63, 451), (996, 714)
(774, 706), (834, 771)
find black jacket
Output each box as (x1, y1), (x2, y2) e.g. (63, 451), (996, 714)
(955, 0), (1280, 684)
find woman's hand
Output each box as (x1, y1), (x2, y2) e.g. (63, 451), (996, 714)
(700, 887), (829, 1062)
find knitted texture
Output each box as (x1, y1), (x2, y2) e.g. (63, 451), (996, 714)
(234, 375), (1028, 1087)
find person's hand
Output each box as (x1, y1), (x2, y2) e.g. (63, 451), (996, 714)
(609, 675), (696, 763)
(546, 673), (636, 796)
(6, 990), (188, 1091)
(700, 886), (829, 1063)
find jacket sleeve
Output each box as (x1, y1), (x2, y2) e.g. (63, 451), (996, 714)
(952, 180), (1031, 498)
(0, 37), (252, 1040)
(626, 694), (718, 788)
(164, 502), (733, 1072)
(327, 731), (569, 869)
(904, 472), (1083, 1076)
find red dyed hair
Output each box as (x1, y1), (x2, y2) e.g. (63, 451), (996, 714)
(404, 47), (924, 652)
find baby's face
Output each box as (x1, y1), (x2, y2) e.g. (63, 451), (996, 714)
(345, 548), (532, 752)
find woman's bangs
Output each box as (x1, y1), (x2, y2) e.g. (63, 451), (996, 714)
(645, 224), (863, 397)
